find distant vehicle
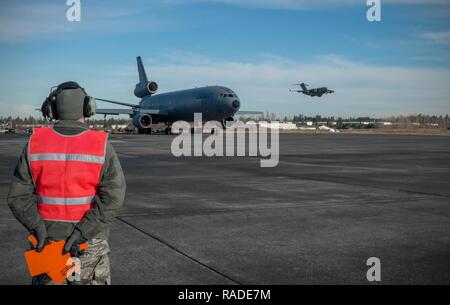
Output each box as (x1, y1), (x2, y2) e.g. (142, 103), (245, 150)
(0, 128), (16, 134)
(96, 56), (261, 134)
(290, 83), (334, 97)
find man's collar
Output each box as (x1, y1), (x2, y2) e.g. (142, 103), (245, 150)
(54, 120), (90, 129)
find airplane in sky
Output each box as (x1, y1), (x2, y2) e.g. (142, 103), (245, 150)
(96, 56), (261, 134)
(289, 83), (334, 97)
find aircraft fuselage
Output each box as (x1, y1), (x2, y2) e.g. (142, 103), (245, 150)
(140, 85), (240, 123)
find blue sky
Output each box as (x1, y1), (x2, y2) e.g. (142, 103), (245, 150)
(0, 0), (449, 117)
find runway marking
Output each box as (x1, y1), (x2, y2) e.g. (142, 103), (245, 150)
(219, 161), (450, 199)
(279, 160), (409, 173)
(266, 172), (450, 199)
(115, 216), (242, 285)
(116, 153), (137, 158)
(115, 195), (433, 218)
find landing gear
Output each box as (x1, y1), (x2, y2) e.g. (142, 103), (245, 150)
(165, 122), (173, 135)
(138, 128), (152, 134)
(222, 117), (235, 129)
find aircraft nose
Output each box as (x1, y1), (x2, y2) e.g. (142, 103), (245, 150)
(232, 100), (240, 109)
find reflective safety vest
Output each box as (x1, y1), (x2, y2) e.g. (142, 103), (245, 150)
(28, 127), (108, 222)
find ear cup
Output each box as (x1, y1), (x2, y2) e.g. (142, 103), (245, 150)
(50, 95), (59, 120)
(41, 89), (59, 121)
(83, 96), (96, 117)
(41, 98), (53, 121)
(83, 96), (90, 117)
(89, 97), (96, 116)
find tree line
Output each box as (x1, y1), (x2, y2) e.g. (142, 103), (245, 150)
(1, 114), (449, 129)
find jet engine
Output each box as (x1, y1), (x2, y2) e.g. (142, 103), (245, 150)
(134, 81), (158, 98)
(133, 113), (153, 129)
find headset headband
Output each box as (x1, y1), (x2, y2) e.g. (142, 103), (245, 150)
(58, 81), (82, 90)
(53, 81), (87, 96)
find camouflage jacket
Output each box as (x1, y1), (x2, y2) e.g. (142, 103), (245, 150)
(7, 120), (126, 241)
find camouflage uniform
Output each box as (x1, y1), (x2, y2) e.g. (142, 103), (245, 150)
(31, 239), (111, 285)
(7, 120), (126, 285)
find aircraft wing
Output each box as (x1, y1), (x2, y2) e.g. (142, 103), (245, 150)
(95, 97), (170, 118)
(140, 109), (169, 115)
(236, 110), (264, 115)
(96, 108), (170, 123)
(95, 98), (139, 108)
(96, 108), (134, 115)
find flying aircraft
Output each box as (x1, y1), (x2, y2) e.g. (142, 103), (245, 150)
(96, 56), (261, 134)
(289, 83), (334, 97)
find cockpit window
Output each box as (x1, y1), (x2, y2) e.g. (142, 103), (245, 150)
(219, 93), (236, 98)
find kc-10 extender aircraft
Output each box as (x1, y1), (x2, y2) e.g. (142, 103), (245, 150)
(96, 56), (261, 134)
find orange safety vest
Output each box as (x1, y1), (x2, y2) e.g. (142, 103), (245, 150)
(28, 127), (108, 222)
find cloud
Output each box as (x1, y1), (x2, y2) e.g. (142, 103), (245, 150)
(2, 0), (449, 43)
(164, 0), (450, 10)
(0, 3), (72, 42)
(0, 1), (174, 42)
(420, 31), (450, 44)
(1, 52), (449, 117)
(7, 104), (38, 117)
(85, 52), (450, 117)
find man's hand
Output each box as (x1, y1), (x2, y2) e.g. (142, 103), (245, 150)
(30, 222), (48, 252)
(63, 229), (88, 257)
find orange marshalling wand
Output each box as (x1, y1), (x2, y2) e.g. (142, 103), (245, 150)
(24, 235), (88, 284)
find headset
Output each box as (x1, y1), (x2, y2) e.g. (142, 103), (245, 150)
(41, 81), (96, 121)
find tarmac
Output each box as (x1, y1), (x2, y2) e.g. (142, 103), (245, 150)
(0, 133), (449, 284)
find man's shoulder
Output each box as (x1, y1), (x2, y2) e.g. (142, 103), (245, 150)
(52, 120), (108, 137)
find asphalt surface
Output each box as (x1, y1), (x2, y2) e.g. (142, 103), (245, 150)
(0, 133), (449, 284)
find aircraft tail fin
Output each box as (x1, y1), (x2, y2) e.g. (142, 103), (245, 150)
(137, 56), (148, 83)
(300, 83), (308, 91)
